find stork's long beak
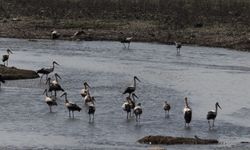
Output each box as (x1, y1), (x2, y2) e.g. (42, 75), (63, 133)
(132, 93), (138, 99)
(53, 61), (59, 66)
(7, 49), (13, 54)
(218, 104), (222, 110)
(135, 76), (141, 82)
(84, 82), (91, 88)
(60, 92), (66, 97)
(55, 73), (61, 80)
(86, 83), (90, 88)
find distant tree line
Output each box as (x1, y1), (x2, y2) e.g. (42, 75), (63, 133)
(0, 0), (250, 28)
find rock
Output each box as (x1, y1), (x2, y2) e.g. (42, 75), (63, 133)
(138, 135), (219, 145)
(241, 141), (250, 144)
(0, 65), (39, 80)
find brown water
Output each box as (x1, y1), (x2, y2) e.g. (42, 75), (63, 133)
(0, 38), (250, 149)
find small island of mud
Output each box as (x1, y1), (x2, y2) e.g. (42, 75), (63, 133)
(138, 135), (219, 145)
(0, 65), (39, 80)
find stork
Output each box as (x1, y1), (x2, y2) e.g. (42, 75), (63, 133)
(134, 103), (142, 122)
(207, 102), (222, 129)
(175, 41), (182, 56)
(163, 101), (171, 117)
(130, 93), (138, 109)
(123, 76), (140, 95)
(60, 92), (81, 118)
(51, 73), (61, 85)
(51, 30), (60, 39)
(183, 97), (192, 127)
(122, 94), (137, 119)
(122, 101), (131, 119)
(43, 89), (57, 112)
(0, 75), (5, 87)
(2, 49), (13, 66)
(84, 91), (95, 105)
(80, 82), (90, 98)
(71, 30), (85, 40)
(88, 103), (95, 122)
(46, 77), (64, 97)
(121, 37), (133, 49)
(37, 61), (59, 81)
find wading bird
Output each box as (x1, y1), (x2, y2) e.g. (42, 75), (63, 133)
(88, 103), (95, 122)
(123, 76), (140, 95)
(207, 102), (222, 129)
(130, 93), (138, 109)
(0, 75), (5, 87)
(163, 101), (171, 117)
(122, 96), (133, 119)
(121, 37), (133, 49)
(71, 30), (85, 40)
(37, 61), (59, 81)
(175, 41), (182, 56)
(51, 30), (60, 39)
(60, 92), (81, 118)
(43, 89), (57, 113)
(52, 73), (62, 85)
(2, 49), (13, 66)
(46, 77), (64, 97)
(134, 103), (142, 122)
(84, 91), (96, 105)
(80, 82), (90, 98)
(183, 97), (192, 127)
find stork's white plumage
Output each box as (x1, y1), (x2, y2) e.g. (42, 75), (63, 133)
(2, 49), (13, 66)
(43, 89), (57, 112)
(134, 103), (142, 122)
(207, 102), (222, 129)
(80, 82), (90, 98)
(183, 97), (192, 127)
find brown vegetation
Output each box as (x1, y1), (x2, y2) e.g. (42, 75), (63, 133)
(0, 0), (250, 50)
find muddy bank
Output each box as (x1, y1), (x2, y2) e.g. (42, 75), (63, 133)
(138, 135), (219, 145)
(0, 17), (250, 51)
(0, 65), (39, 80)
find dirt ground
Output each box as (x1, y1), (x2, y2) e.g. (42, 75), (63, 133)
(0, 17), (250, 51)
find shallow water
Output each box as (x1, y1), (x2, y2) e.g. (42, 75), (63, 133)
(0, 38), (250, 149)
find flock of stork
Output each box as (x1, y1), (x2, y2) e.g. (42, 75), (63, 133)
(36, 61), (97, 122)
(1, 41), (222, 128)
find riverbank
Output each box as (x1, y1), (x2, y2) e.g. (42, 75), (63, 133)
(0, 17), (250, 51)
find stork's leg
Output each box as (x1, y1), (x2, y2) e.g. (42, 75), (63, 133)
(128, 43), (130, 49)
(139, 115), (141, 122)
(89, 114), (91, 122)
(165, 111), (166, 118)
(54, 91), (57, 97)
(40, 74), (44, 82)
(208, 120), (211, 129)
(68, 110), (71, 118)
(212, 120), (215, 127)
(127, 112), (129, 119)
(72, 111), (74, 118)
(122, 43), (126, 48)
(49, 106), (52, 113)
(93, 114), (94, 121)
